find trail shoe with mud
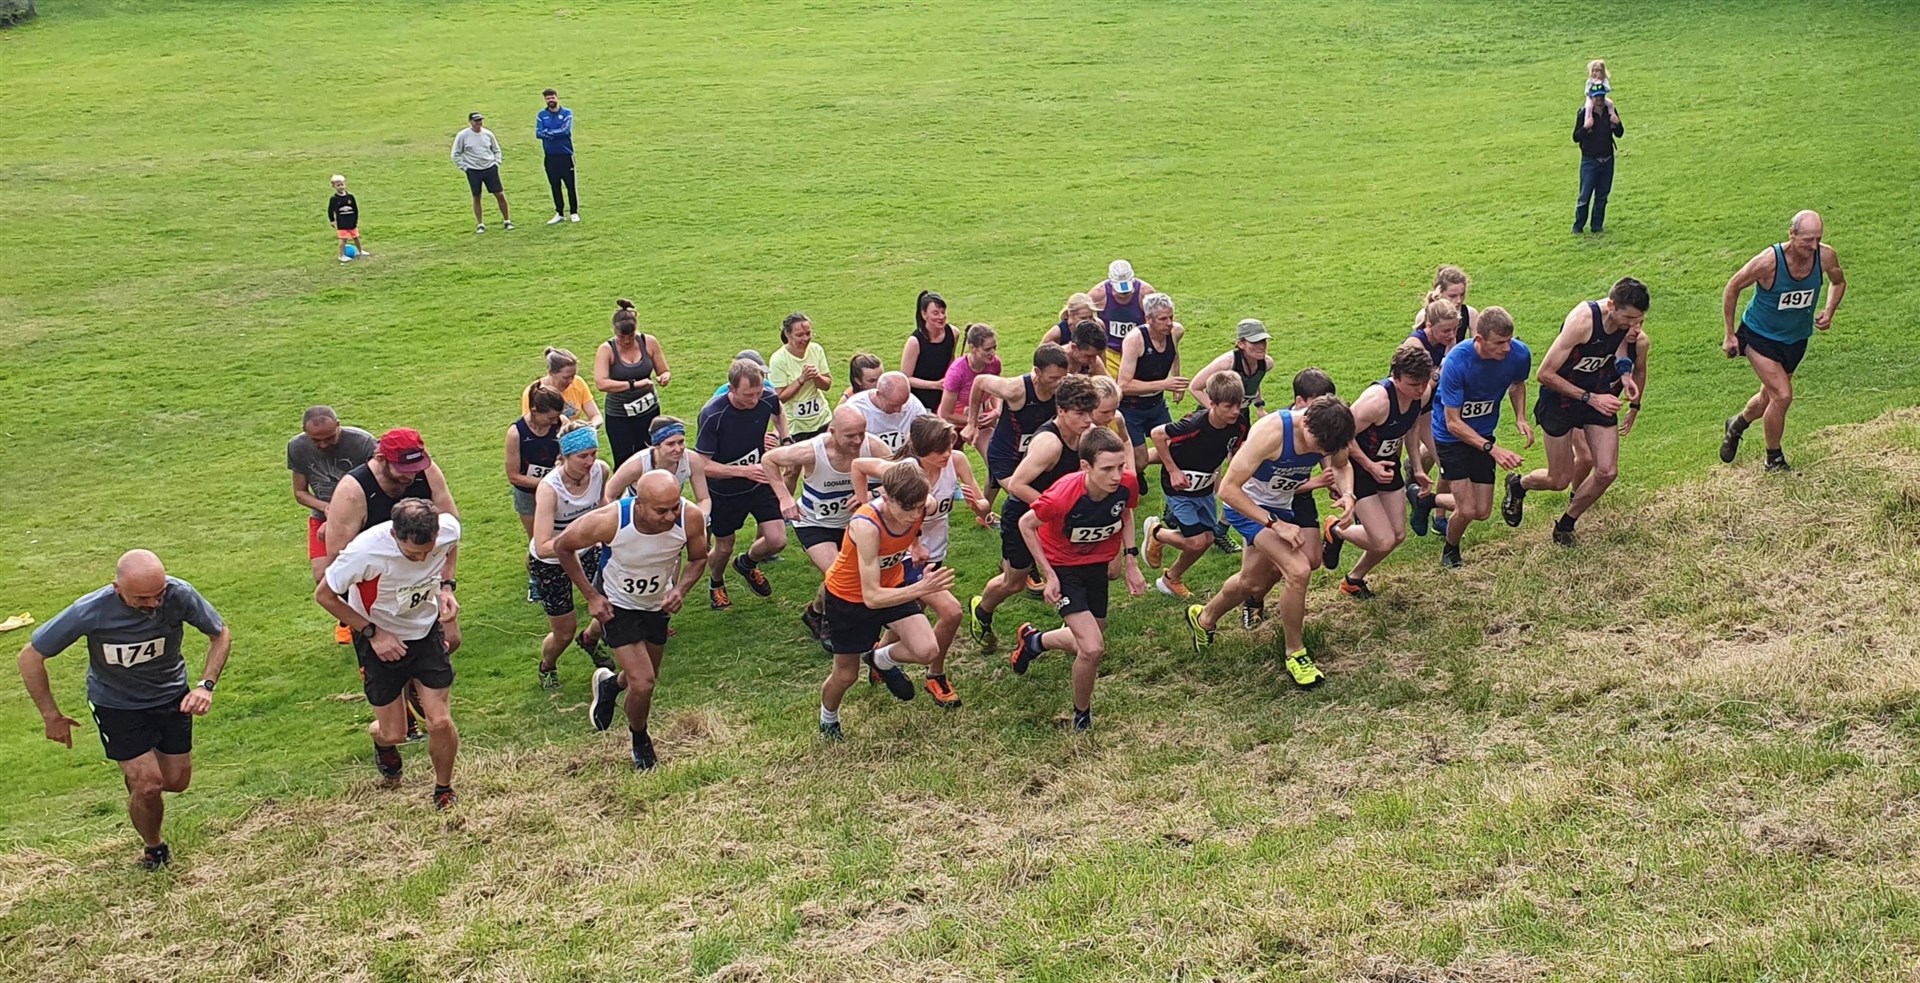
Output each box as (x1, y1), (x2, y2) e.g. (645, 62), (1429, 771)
(1284, 649), (1325, 688)
(631, 731), (658, 771)
(924, 674), (963, 708)
(1720, 415), (1747, 464)
(734, 555), (772, 597)
(432, 785), (457, 810)
(1440, 543), (1464, 569)
(1009, 622), (1043, 674)
(1501, 472), (1526, 527)
(374, 742), (403, 786)
(819, 720), (844, 742)
(140, 843), (171, 871)
(1321, 514), (1345, 571)
(1142, 516), (1166, 568)
(1339, 575), (1374, 600)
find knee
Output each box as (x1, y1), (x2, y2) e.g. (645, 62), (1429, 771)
(626, 671), (656, 698)
(126, 773), (165, 800)
(1542, 473), (1573, 492)
(1460, 500), (1491, 520)
(1767, 383), (1794, 406)
(163, 772), (192, 794)
(550, 613), (578, 637)
(1593, 461), (1619, 484)
(1078, 643), (1105, 666)
(1389, 527), (1408, 549)
(761, 526), (788, 552)
(422, 703), (455, 732)
(1191, 531), (1215, 551)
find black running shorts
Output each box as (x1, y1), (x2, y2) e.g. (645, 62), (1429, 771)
(355, 623), (454, 706)
(604, 605), (671, 648)
(91, 702), (192, 761)
(1533, 392), (1617, 438)
(1736, 324), (1809, 375)
(707, 487), (781, 538)
(1436, 440), (1496, 485)
(1051, 562), (1112, 619)
(823, 591), (923, 654)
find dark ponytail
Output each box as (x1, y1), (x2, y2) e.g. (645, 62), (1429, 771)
(612, 298), (637, 335)
(914, 290), (946, 335)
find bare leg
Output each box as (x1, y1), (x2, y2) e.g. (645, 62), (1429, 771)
(414, 685), (458, 787)
(1342, 493), (1408, 580)
(1521, 433), (1579, 492)
(708, 534), (737, 586)
(118, 752), (173, 847)
(1742, 352), (1795, 451)
(615, 641), (662, 733)
(471, 195), (483, 224)
(538, 611), (577, 672)
(821, 653), (861, 713)
(1566, 424), (1620, 519)
(493, 191), (511, 223)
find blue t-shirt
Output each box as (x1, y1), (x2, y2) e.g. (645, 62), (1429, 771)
(1432, 339), (1532, 444)
(695, 391), (780, 497)
(30, 577), (225, 710)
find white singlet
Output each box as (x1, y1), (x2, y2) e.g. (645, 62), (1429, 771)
(600, 498), (690, 612)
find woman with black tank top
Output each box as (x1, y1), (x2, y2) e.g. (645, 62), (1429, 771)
(506, 385), (566, 537)
(594, 298), (672, 467)
(902, 290), (955, 411)
(1403, 266), (1475, 537)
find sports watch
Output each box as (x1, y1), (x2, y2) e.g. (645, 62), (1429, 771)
(1480, 439), (1494, 453)
(198, 679), (216, 693)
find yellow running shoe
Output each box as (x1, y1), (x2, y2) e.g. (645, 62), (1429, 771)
(1185, 603), (1213, 653)
(1284, 648), (1325, 689)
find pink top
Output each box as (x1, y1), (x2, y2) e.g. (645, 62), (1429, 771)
(942, 354), (1002, 406)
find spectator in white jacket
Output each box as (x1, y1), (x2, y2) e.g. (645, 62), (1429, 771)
(452, 112), (512, 233)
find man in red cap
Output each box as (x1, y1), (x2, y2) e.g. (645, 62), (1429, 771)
(323, 429), (462, 736)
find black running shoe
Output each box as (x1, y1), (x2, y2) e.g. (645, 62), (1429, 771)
(1501, 472), (1526, 528)
(374, 742), (403, 786)
(1339, 576), (1375, 601)
(865, 652), (916, 701)
(1719, 415), (1745, 464)
(800, 605), (825, 641)
(589, 667), (620, 731)
(1321, 515), (1344, 572)
(1241, 601), (1264, 631)
(1072, 708), (1092, 732)
(734, 555), (773, 597)
(1441, 544), (1464, 569)
(1212, 533), (1242, 555)
(631, 731), (658, 771)
(432, 786), (457, 810)
(1553, 524), (1576, 547)
(140, 842), (171, 871)
(1765, 455), (1793, 474)
(819, 720), (844, 742)
(1410, 492), (1436, 537)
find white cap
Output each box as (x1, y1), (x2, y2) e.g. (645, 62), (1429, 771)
(1108, 259), (1136, 290)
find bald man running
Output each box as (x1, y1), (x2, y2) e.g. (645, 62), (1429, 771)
(1719, 209), (1847, 472)
(843, 371), (930, 453)
(18, 550), (232, 869)
(561, 470), (709, 770)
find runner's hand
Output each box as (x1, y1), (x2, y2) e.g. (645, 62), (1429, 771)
(1042, 574), (1063, 606)
(438, 587), (460, 623)
(741, 464), (770, 484)
(779, 499), (802, 521)
(657, 371), (671, 387)
(1168, 469), (1191, 491)
(1516, 419), (1536, 449)
(1266, 522), (1303, 551)
(1588, 393), (1622, 416)
(1412, 469), (1433, 496)
(1619, 376), (1641, 402)
(1815, 309), (1833, 330)
(1492, 447), (1524, 471)
(1619, 410), (1638, 438)
(587, 593), (615, 624)
(1125, 563), (1148, 596)
(1362, 456), (1394, 483)
(659, 589), (686, 615)
(371, 629), (407, 662)
(42, 713), (79, 748)
(180, 688), (213, 716)
(921, 567), (957, 595)
(1332, 492), (1357, 523)
(1723, 334), (1740, 358)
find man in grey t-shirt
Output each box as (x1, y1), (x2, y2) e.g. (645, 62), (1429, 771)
(17, 550), (232, 870)
(289, 405), (377, 588)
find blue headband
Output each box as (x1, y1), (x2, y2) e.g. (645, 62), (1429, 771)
(560, 427), (599, 455)
(652, 422), (686, 442)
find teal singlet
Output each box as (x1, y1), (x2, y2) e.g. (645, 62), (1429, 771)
(1742, 244), (1822, 344)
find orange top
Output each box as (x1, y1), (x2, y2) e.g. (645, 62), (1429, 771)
(824, 503), (923, 605)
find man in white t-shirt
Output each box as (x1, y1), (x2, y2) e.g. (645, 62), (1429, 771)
(316, 499), (464, 809)
(843, 371), (929, 452)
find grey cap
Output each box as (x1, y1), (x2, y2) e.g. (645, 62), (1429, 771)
(1236, 319), (1271, 343)
(734, 349), (766, 367)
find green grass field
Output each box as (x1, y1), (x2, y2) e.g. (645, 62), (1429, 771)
(5, 1), (1920, 979)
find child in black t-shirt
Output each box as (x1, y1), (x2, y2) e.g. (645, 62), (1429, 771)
(327, 174), (367, 261)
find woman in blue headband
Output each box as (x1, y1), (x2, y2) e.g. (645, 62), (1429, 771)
(530, 423), (613, 690)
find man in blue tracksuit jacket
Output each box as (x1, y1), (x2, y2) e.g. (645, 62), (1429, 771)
(537, 88), (578, 223)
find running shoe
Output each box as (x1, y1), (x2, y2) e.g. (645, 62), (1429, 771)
(1142, 516), (1166, 568)
(502, 220), (514, 231)
(1320, 514), (1345, 572)
(1186, 604), (1214, 653)
(1072, 708), (1093, 732)
(1440, 544), (1464, 569)
(432, 786), (458, 810)
(1284, 649), (1325, 688)
(735, 556), (773, 597)
(405, 717), (426, 744)
(475, 224), (486, 234)
(865, 652), (916, 701)
(374, 742), (403, 786)
(1765, 455), (1793, 474)
(577, 631), (613, 671)
(538, 664), (560, 691)
(709, 584), (731, 610)
(547, 213), (565, 225)
(968, 595), (995, 647)
(1009, 623), (1042, 674)
(924, 674), (963, 709)
(1154, 575), (1192, 599)
(819, 720), (844, 742)
(801, 605), (825, 641)
(1242, 601), (1265, 630)
(1501, 472), (1526, 527)
(589, 667), (620, 731)
(1552, 524), (1576, 547)
(1719, 415), (1745, 464)
(335, 623), (352, 645)
(1409, 491), (1435, 537)
(140, 843), (171, 871)
(631, 732), (658, 771)
(1024, 570), (1046, 600)
(1212, 533), (1242, 555)
(1340, 576), (1374, 601)
(1432, 514), (1449, 538)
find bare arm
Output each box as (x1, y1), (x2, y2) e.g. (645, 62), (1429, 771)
(1018, 508), (1054, 585)
(1187, 352), (1233, 409)
(604, 454), (645, 504)
(850, 520), (938, 607)
(1817, 245), (1846, 328)
(1723, 249), (1772, 341)
(1116, 332), (1152, 397)
(18, 644), (67, 731)
(1535, 308), (1593, 400)
(314, 580), (372, 633)
(1443, 405), (1484, 448)
(425, 464), (459, 519)
(1003, 433), (1062, 506)
(968, 373), (1022, 434)
(506, 426), (541, 491)
(648, 335), (672, 387)
(197, 626), (232, 688)
(292, 473), (328, 514)
(593, 343), (624, 394)
(556, 506), (618, 597)
(323, 481), (367, 563)
(532, 483), (560, 559)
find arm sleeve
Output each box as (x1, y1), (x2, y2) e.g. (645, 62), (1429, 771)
(27, 603), (87, 658)
(327, 198), (339, 222)
(1572, 109), (1587, 142)
(1611, 119), (1624, 137)
(1162, 409), (1204, 438)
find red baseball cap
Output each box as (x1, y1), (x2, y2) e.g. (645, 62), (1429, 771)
(377, 428), (432, 474)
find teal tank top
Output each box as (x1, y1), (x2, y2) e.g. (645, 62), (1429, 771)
(1741, 244), (1822, 344)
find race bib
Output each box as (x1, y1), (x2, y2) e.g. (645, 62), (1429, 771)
(625, 391), (659, 415)
(1461, 399), (1496, 419)
(1068, 520), (1123, 544)
(1266, 472), (1307, 494)
(101, 637), (165, 668)
(1016, 434), (1035, 452)
(1108, 321), (1137, 341)
(527, 463), (551, 479)
(877, 431), (905, 450)
(934, 497), (957, 518)
(1778, 289), (1816, 310)
(1375, 437), (1402, 459)
(615, 573), (668, 598)
(791, 394), (825, 420)
(878, 549), (910, 570)
(810, 496), (850, 519)
(726, 449), (761, 468)
(394, 580), (439, 614)
(1181, 470), (1217, 492)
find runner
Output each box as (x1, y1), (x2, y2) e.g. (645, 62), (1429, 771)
(524, 346), (602, 428)
(694, 358), (789, 610)
(1064, 320), (1110, 377)
(19, 550), (231, 869)
(842, 353), (883, 406)
(530, 423), (613, 688)
(287, 405), (376, 643)
(817, 462), (959, 741)
(771, 312), (834, 441)
(1320, 346), (1434, 598)
(593, 299), (671, 467)
(1041, 292), (1103, 348)
(968, 373), (1099, 647)
(1185, 395), (1357, 688)
(902, 290), (955, 411)
(316, 499), (464, 810)
(762, 406), (885, 643)
(325, 428), (461, 657)
(850, 416), (991, 706)
(604, 416), (697, 501)
(1408, 307), (1533, 568)
(1187, 318), (1275, 557)
(1116, 293), (1189, 474)
(1008, 426), (1144, 730)
(843, 371), (929, 453)
(505, 385), (564, 540)
(1403, 267), (1476, 537)
(968, 343), (1071, 520)
(1233, 369), (1338, 630)
(1144, 372), (1249, 598)
(1088, 259), (1155, 375)
(1718, 210), (1846, 472)
(1504, 277), (1651, 545)
(937, 323), (1001, 468)
(564, 471), (710, 770)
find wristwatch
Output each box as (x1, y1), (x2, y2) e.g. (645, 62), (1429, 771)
(1480, 439), (1494, 453)
(1629, 401), (1642, 410)
(440, 579), (457, 591)
(198, 679), (216, 693)
(355, 623), (378, 641)
(1579, 391), (1592, 404)
(1124, 546), (1140, 557)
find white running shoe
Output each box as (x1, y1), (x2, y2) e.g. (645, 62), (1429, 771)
(569, 213), (580, 223)
(339, 255), (353, 263)
(503, 220), (515, 230)
(547, 214), (565, 225)
(475, 224), (486, 234)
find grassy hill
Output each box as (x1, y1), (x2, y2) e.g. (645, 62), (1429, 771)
(2, 1), (1918, 979)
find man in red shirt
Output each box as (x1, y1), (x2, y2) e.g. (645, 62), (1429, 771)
(1009, 426), (1146, 731)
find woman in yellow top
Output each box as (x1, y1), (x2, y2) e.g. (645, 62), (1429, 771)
(770, 312), (834, 440)
(522, 347), (603, 427)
